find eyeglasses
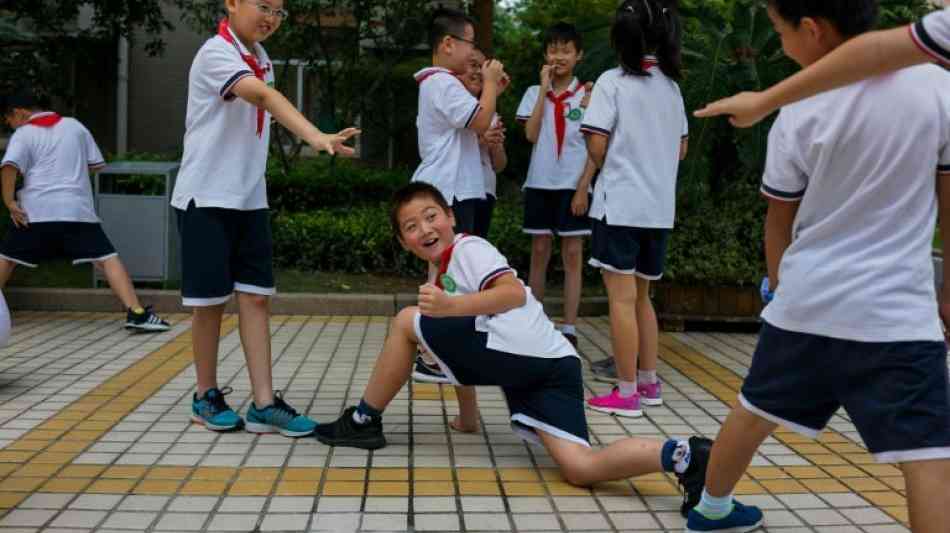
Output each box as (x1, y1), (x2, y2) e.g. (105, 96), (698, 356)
(448, 33), (477, 47)
(244, 0), (289, 21)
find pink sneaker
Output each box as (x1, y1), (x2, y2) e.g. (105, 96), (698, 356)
(638, 380), (663, 406)
(586, 387), (642, 417)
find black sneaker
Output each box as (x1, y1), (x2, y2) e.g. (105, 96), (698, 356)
(590, 358), (619, 383)
(126, 306), (171, 332)
(676, 436), (713, 517)
(314, 406), (386, 450)
(411, 354), (451, 384)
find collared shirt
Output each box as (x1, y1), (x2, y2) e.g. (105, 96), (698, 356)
(911, 8), (950, 64)
(516, 78), (589, 190)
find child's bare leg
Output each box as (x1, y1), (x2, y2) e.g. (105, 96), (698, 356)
(236, 292), (275, 407)
(561, 236), (583, 328)
(529, 235), (554, 303)
(602, 271), (638, 382)
(192, 303), (226, 397)
(704, 403), (776, 497)
(451, 386), (479, 433)
(362, 306), (421, 410)
(539, 429), (663, 486)
(635, 277), (658, 374)
(901, 459), (950, 533)
(97, 256), (142, 310)
(0, 259), (16, 288)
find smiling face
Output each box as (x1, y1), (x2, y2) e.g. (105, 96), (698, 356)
(396, 196), (457, 264)
(462, 49), (486, 97)
(226, 0), (284, 46)
(545, 40), (582, 79)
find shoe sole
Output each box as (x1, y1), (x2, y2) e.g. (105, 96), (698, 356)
(684, 519), (763, 533)
(315, 434), (387, 450)
(411, 371), (452, 384)
(245, 421), (314, 438)
(641, 397), (663, 406)
(191, 415), (241, 432)
(125, 323), (171, 332)
(587, 404), (643, 418)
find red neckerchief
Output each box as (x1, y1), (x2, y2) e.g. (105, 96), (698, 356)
(414, 67), (457, 85)
(27, 112), (62, 128)
(642, 57), (659, 70)
(434, 234), (468, 289)
(546, 80), (582, 160)
(218, 18), (267, 137)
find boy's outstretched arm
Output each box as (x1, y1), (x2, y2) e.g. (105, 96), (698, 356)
(695, 26), (930, 128)
(231, 77), (360, 155)
(418, 273), (526, 318)
(763, 198), (800, 292)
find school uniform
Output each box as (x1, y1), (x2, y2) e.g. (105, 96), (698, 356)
(516, 79), (591, 237)
(745, 65), (950, 463)
(473, 114), (500, 238)
(171, 20), (276, 307)
(411, 67), (485, 233)
(414, 234), (588, 447)
(580, 61), (688, 279)
(911, 7), (950, 64)
(0, 113), (114, 268)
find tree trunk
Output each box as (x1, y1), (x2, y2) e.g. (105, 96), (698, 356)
(473, 0), (493, 55)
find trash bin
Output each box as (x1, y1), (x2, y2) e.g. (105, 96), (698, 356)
(93, 162), (180, 286)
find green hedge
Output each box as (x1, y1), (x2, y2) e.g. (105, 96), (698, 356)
(266, 158), (407, 212)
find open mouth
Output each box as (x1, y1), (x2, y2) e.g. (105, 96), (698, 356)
(259, 24), (273, 34)
(422, 236), (439, 249)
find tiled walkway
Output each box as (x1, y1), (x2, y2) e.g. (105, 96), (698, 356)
(0, 312), (916, 532)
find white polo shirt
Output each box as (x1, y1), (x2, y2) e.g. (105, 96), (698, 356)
(476, 114), (501, 198)
(172, 28), (275, 211)
(761, 65), (950, 343)
(516, 79), (589, 190)
(435, 234), (577, 359)
(911, 8), (950, 64)
(581, 65), (688, 229)
(411, 67), (485, 204)
(1, 115), (103, 223)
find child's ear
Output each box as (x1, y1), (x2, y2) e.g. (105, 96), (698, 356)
(799, 16), (822, 41)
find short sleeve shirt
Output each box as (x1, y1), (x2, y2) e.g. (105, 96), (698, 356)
(581, 65), (688, 228)
(441, 235), (577, 358)
(1, 115), (103, 223)
(171, 28), (275, 211)
(911, 8), (950, 64)
(411, 68), (485, 204)
(516, 79), (590, 190)
(760, 65), (950, 343)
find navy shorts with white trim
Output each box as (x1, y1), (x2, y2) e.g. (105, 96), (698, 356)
(522, 188), (591, 237)
(176, 201), (275, 307)
(415, 314), (590, 447)
(0, 222), (116, 268)
(741, 321), (950, 463)
(589, 218), (669, 279)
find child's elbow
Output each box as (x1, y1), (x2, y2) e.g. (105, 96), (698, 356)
(512, 285), (527, 307)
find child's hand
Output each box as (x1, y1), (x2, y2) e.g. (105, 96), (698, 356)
(498, 73), (511, 95)
(694, 92), (772, 128)
(310, 127), (361, 156)
(570, 189), (589, 217)
(540, 65), (553, 92)
(6, 201), (28, 228)
(419, 283), (454, 317)
(483, 122), (505, 146)
(483, 59), (507, 86)
(581, 82), (594, 108)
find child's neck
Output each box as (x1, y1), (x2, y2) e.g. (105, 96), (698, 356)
(432, 55), (459, 73)
(229, 24), (259, 56)
(551, 73), (575, 93)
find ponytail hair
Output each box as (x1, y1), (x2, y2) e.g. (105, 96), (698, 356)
(611, 0), (682, 80)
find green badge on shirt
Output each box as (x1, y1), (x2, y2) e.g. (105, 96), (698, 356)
(440, 274), (457, 293)
(567, 108), (583, 122)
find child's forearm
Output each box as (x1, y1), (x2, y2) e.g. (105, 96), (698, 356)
(490, 144), (507, 173)
(764, 201), (799, 290)
(586, 134), (608, 169)
(524, 91), (546, 144)
(576, 157), (597, 192)
(259, 86), (327, 147)
(471, 82), (499, 134)
(447, 279), (526, 317)
(1, 166), (16, 208)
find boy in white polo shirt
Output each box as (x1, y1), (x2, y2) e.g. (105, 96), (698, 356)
(172, 0), (358, 437)
(687, 2), (950, 532)
(0, 89), (170, 333)
(516, 22), (597, 348)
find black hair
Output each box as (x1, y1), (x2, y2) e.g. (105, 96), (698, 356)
(390, 182), (451, 238)
(428, 7), (476, 51)
(1, 87), (41, 116)
(767, 0), (878, 38)
(611, 0), (682, 80)
(543, 22), (584, 53)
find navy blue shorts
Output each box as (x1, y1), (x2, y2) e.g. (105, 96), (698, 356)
(415, 314), (590, 447)
(589, 218), (670, 279)
(472, 195), (495, 238)
(0, 222), (116, 268)
(741, 322), (950, 463)
(523, 188), (591, 237)
(176, 201), (274, 307)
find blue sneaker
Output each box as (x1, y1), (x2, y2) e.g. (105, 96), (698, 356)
(245, 391), (317, 437)
(192, 387), (243, 431)
(685, 501), (763, 533)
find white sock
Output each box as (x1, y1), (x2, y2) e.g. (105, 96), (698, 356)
(561, 324), (576, 335)
(352, 409), (373, 425)
(618, 380), (638, 397)
(638, 369), (657, 385)
(695, 489), (734, 520)
(672, 439), (691, 474)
